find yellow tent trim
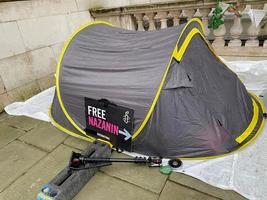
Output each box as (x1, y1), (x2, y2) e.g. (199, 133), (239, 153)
(173, 28), (201, 61)
(236, 99), (259, 143)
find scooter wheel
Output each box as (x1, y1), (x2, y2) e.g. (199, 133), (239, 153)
(116, 148), (123, 153)
(168, 159), (182, 168)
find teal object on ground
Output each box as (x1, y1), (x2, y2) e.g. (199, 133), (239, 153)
(160, 165), (173, 175)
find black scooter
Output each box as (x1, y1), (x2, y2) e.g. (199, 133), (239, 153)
(69, 151), (182, 170)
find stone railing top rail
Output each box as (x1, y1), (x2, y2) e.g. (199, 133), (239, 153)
(90, 0), (265, 17)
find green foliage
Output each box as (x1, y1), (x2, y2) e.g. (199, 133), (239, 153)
(208, 1), (225, 30)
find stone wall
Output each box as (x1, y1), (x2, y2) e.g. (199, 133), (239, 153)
(0, 0), (93, 112)
(0, 0), (265, 112)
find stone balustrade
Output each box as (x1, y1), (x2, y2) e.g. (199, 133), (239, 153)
(90, 1), (267, 57)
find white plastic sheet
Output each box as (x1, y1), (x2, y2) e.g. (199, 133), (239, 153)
(4, 86), (55, 122)
(4, 60), (267, 199)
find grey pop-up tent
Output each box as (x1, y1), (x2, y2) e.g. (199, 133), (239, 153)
(50, 18), (266, 158)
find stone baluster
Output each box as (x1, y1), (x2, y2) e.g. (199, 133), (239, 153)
(246, 17), (261, 46)
(184, 9), (196, 20)
(263, 23), (267, 47)
(240, 15), (250, 41)
(207, 8), (215, 41)
(146, 12), (156, 31)
(242, 5), (261, 47)
(223, 12), (234, 42)
(199, 8), (212, 36)
(179, 10), (188, 23)
(169, 10), (181, 26)
(134, 13), (144, 31)
(212, 16), (226, 47)
(229, 15), (243, 46)
(194, 8), (202, 18)
(142, 14), (149, 31)
(179, 9), (195, 23)
(167, 12), (173, 27)
(157, 11), (168, 29)
(246, 23), (260, 47)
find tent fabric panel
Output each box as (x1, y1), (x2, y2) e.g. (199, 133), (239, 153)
(132, 34), (259, 158)
(58, 22), (185, 136)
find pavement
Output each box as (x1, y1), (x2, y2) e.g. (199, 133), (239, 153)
(0, 113), (246, 200)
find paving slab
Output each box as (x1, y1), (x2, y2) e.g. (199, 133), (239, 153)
(0, 93), (9, 113)
(74, 172), (158, 200)
(159, 180), (219, 200)
(100, 152), (168, 194)
(63, 136), (92, 151)
(4, 115), (42, 132)
(169, 173), (245, 200)
(0, 124), (25, 148)
(0, 140), (46, 192)
(0, 112), (10, 122)
(0, 144), (76, 200)
(19, 122), (68, 152)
